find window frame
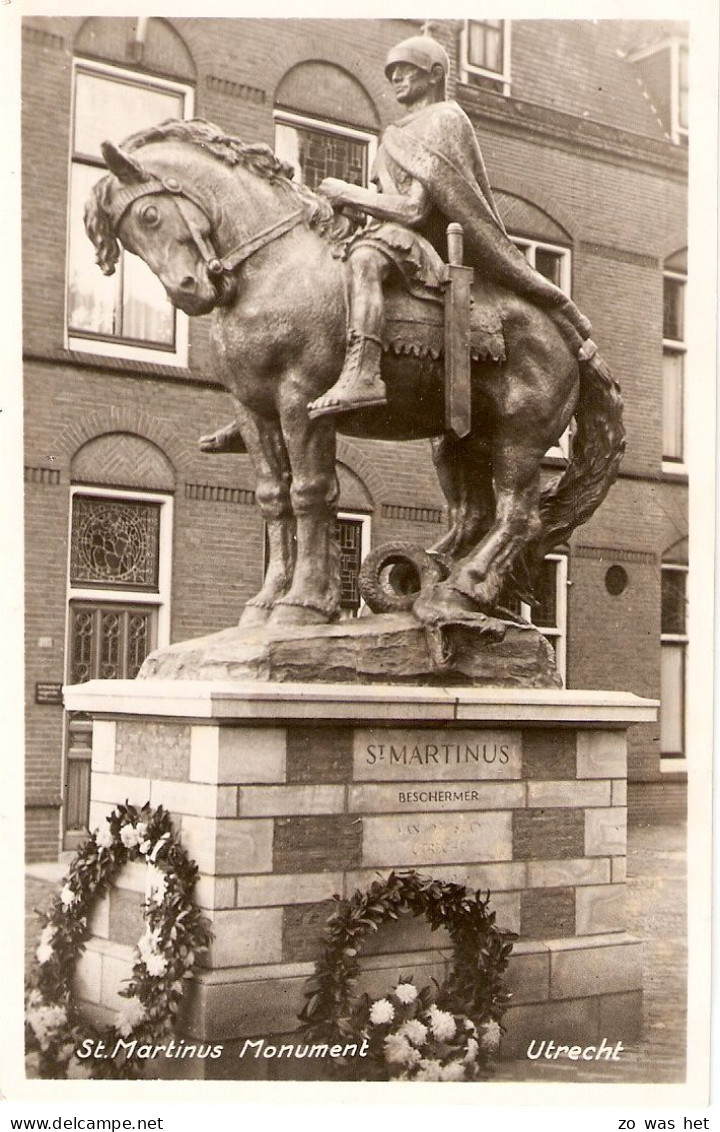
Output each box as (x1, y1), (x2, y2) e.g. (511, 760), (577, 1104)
(62, 484), (173, 841)
(273, 109), (378, 190)
(337, 509), (372, 619)
(460, 20), (512, 95)
(65, 58), (194, 366)
(511, 236), (573, 459)
(660, 562), (688, 769)
(520, 552), (568, 685)
(65, 485), (173, 648)
(662, 268), (687, 474)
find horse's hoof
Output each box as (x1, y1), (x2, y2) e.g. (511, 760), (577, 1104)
(268, 602), (332, 628)
(238, 603), (272, 628)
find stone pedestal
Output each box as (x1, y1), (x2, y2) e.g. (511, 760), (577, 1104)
(63, 679), (656, 1080)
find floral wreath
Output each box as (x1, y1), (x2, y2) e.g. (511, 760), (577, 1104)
(297, 870), (516, 1080)
(26, 802), (213, 1080)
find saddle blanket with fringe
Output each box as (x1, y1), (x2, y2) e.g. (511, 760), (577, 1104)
(384, 286), (506, 364)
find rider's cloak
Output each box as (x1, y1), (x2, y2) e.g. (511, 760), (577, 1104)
(380, 100), (591, 347)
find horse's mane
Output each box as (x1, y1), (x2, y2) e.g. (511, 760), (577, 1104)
(121, 118), (340, 236)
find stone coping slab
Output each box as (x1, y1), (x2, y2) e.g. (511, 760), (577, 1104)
(64, 679), (657, 726)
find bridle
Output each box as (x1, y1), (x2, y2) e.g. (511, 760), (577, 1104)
(106, 171), (306, 277)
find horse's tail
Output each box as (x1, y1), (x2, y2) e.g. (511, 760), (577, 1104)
(509, 350), (626, 599)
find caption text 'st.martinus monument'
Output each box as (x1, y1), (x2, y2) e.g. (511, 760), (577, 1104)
(62, 29), (655, 1082)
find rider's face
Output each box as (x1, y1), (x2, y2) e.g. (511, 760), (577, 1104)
(388, 62), (433, 105)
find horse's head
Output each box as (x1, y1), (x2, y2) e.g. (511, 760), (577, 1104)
(85, 140), (224, 316)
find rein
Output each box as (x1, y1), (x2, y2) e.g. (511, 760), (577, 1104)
(107, 172), (306, 276)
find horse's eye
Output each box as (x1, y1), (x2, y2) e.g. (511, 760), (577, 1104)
(140, 204), (160, 227)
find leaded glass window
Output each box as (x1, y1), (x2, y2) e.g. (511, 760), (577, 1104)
(275, 119), (369, 191)
(70, 495), (161, 590)
(69, 603), (155, 683)
(334, 517), (364, 614)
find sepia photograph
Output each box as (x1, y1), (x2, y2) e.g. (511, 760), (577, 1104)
(4, 5), (715, 1111)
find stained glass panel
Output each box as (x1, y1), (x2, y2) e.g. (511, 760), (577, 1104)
(69, 603), (155, 683)
(70, 496), (161, 590)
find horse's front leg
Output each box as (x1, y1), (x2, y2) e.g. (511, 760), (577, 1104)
(269, 398), (341, 627)
(229, 409), (296, 628)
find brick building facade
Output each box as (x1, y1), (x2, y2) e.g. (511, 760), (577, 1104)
(22, 17), (688, 861)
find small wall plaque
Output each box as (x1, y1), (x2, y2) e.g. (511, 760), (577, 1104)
(35, 682), (64, 705)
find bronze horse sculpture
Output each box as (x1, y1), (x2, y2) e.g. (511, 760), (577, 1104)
(85, 119), (624, 630)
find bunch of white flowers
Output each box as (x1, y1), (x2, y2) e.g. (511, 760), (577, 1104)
(363, 980), (489, 1082)
(26, 992), (68, 1052)
(120, 823), (142, 850)
(115, 996), (148, 1037)
(137, 925), (168, 976)
(94, 824), (114, 851)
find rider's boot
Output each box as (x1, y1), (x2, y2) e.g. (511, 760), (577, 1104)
(307, 331), (387, 420)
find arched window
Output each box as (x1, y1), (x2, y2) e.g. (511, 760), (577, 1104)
(495, 192), (574, 459)
(67, 20), (195, 364)
(273, 62), (379, 192)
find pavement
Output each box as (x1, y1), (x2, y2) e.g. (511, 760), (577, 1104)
(25, 819), (687, 1085)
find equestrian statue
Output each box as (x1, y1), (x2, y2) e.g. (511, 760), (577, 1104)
(84, 34), (625, 637)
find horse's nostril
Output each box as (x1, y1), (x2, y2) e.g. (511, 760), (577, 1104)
(179, 275), (196, 292)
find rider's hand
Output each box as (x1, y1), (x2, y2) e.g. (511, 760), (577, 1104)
(317, 177), (351, 206)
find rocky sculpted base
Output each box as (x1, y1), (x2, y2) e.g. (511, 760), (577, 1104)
(138, 612), (561, 688)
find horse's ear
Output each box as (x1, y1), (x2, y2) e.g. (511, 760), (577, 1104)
(100, 141), (148, 184)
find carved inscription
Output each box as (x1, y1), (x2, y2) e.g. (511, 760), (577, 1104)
(353, 729), (521, 781)
(362, 811), (512, 867)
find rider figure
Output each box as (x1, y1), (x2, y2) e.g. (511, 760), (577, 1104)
(307, 34), (596, 420)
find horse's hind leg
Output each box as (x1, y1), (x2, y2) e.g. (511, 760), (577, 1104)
(450, 440), (544, 610)
(430, 434), (495, 560)
(236, 412), (296, 627)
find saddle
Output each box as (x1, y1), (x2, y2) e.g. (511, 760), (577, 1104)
(382, 224), (500, 439)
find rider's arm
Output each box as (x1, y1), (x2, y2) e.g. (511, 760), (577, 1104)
(318, 176), (431, 229)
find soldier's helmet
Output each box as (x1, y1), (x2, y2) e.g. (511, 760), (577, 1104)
(384, 35), (450, 79)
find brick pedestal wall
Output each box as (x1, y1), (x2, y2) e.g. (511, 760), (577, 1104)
(64, 680), (656, 1080)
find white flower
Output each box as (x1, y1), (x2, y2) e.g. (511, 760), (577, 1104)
(416, 1058), (442, 1082)
(428, 1004), (457, 1042)
(151, 874), (168, 904)
(480, 1019), (501, 1052)
(394, 982), (418, 1005)
(136, 822), (149, 837)
(464, 1037), (479, 1063)
(115, 996), (147, 1036)
(139, 841), (152, 856)
(144, 952), (168, 977)
(35, 925), (55, 964)
(120, 824), (141, 849)
(399, 1019), (428, 1047)
(138, 926), (162, 961)
(369, 998), (395, 1025)
(95, 825), (114, 851)
(383, 1033), (418, 1066)
(60, 884), (77, 908)
(27, 1002), (67, 1050)
(440, 1061), (466, 1082)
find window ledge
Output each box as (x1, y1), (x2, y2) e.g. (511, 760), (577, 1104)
(660, 758), (687, 775)
(661, 462), (688, 481)
(24, 347), (223, 387)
